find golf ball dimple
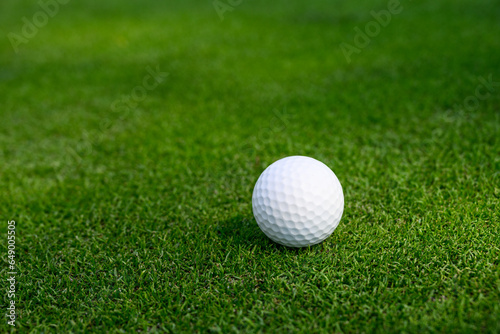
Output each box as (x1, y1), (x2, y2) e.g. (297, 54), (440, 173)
(252, 156), (344, 247)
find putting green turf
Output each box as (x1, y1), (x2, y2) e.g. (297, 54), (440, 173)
(1, 0), (499, 332)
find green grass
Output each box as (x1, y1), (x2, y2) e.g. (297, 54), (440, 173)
(1, 0), (499, 332)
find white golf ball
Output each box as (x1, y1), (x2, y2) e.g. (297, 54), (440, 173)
(252, 156), (344, 247)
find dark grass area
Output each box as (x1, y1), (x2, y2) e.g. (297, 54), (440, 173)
(1, 0), (499, 332)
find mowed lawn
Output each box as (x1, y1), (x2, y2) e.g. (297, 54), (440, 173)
(0, 0), (499, 332)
